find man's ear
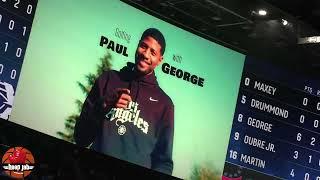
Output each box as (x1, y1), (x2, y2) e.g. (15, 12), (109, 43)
(159, 56), (164, 64)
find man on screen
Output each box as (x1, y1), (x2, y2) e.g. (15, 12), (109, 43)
(74, 28), (174, 175)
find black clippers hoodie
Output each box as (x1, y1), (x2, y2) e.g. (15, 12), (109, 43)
(74, 62), (174, 175)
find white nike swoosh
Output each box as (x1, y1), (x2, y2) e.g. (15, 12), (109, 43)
(149, 97), (158, 102)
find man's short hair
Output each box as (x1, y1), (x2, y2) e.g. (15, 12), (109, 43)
(140, 28), (166, 55)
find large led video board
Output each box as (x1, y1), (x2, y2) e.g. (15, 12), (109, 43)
(1, 0), (247, 179)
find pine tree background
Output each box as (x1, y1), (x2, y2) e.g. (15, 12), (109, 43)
(189, 163), (221, 180)
(57, 50), (113, 143)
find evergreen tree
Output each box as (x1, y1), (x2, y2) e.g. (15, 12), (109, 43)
(57, 51), (113, 143)
(189, 163), (221, 180)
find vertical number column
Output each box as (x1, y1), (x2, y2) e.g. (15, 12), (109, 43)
(0, 0), (37, 120)
(288, 95), (320, 179)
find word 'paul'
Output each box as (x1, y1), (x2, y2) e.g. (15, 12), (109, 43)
(100, 36), (128, 57)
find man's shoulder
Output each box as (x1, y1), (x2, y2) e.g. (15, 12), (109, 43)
(98, 70), (121, 80)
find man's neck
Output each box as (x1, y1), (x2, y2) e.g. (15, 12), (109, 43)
(132, 67), (153, 78)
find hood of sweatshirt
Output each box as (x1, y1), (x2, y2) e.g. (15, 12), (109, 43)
(119, 62), (160, 102)
(119, 62), (159, 86)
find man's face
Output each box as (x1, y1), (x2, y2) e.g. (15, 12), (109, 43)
(135, 36), (163, 75)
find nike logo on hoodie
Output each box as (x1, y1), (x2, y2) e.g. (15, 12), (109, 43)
(149, 97), (158, 102)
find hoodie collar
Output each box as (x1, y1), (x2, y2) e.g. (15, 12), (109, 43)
(120, 62), (158, 86)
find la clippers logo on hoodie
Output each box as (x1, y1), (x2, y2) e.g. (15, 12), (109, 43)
(105, 101), (149, 135)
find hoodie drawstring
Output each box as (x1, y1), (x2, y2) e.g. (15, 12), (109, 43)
(135, 82), (140, 102)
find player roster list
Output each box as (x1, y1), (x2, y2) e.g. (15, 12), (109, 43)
(223, 57), (320, 180)
(0, 0), (37, 120)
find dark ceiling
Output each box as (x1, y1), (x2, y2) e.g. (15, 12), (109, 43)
(265, 0), (320, 31)
(122, 0), (320, 75)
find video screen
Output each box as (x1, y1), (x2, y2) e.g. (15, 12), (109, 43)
(2, 0), (245, 179)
